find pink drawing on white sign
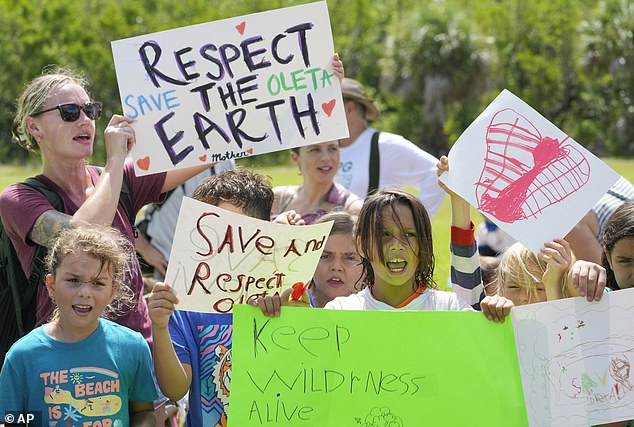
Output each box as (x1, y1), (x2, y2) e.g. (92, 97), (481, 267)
(475, 108), (591, 223)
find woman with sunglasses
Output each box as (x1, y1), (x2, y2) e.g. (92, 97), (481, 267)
(0, 67), (211, 348)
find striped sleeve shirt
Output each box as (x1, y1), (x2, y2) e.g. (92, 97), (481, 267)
(450, 222), (484, 311)
(593, 176), (634, 240)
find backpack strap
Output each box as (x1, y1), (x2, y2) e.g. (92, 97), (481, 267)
(21, 178), (64, 284)
(18, 178), (65, 335)
(367, 131), (380, 196)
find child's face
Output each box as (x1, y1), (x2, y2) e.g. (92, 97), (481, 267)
(369, 204), (420, 298)
(501, 280), (546, 306)
(605, 236), (634, 289)
(312, 232), (362, 306)
(46, 252), (117, 340)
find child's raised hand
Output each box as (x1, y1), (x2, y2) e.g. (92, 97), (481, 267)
(436, 155), (463, 199)
(540, 238), (573, 290)
(436, 155), (449, 175)
(480, 294), (514, 323)
(436, 155), (450, 191)
(147, 282), (179, 329)
(438, 155), (471, 229)
(569, 260), (606, 302)
(332, 53), (344, 82)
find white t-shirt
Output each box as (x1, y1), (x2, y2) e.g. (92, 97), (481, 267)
(325, 287), (472, 311)
(336, 127), (445, 217)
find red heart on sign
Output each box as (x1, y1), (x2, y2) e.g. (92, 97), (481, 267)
(136, 157), (150, 171)
(475, 108), (590, 223)
(199, 154), (207, 162)
(246, 148), (253, 155)
(321, 99), (336, 117)
(236, 21), (246, 35)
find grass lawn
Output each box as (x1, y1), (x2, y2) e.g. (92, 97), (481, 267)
(2, 157), (633, 289)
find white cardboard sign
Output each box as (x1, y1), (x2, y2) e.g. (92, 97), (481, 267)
(164, 197), (333, 313)
(111, 1), (347, 175)
(512, 288), (634, 426)
(440, 89), (619, 252)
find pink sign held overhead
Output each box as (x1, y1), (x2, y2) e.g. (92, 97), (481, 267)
(440, 89), (618, 252)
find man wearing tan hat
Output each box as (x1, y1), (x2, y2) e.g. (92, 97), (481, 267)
(336, 77), (445, 216)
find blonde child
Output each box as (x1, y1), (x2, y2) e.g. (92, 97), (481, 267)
(497, 236), (608, 305)
(0, 225), (157, 426)
(498, 239), (577, 304)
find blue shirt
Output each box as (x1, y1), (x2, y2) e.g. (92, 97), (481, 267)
(169, 310), (233, 427)
(0, 319), (157, 426)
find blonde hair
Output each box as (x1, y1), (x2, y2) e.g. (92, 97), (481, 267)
(497, 242), (548, 304)
(12, 66), (89, 151)
(45, 225), (135, 320)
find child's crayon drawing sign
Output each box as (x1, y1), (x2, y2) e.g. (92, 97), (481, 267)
(512, 287), (634, 426)
(111, 1), (347, 175)
(476, 108), (590, 223)
(164, 197), (333, 313)
(439, 89), (619, 252)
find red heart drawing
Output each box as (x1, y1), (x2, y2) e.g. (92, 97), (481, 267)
(475, 108), (590, 223)
(246, 148), (253, 155)
(136, 157), (150, 171)
(321, 99), (336, 117)
(236, 21), (246, 35)
(199, 154), (207, 162)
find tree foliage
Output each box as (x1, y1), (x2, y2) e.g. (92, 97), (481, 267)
(0, 0), (630, 165)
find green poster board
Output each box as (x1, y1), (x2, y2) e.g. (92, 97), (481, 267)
(229, 305), (529, 426)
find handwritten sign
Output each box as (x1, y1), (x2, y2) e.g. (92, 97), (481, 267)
(111, 1), (348, 175)
(164, 197), (333, 313)
(229, 305), (528, 426)
(512, 288), (634, 427)
(439, 89), (619, 252)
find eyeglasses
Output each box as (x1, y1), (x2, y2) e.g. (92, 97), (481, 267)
(32, 102), (103, 122)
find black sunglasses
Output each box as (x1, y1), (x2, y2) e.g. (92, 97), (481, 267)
(32, 102), (103, 122)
